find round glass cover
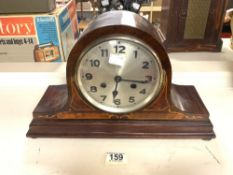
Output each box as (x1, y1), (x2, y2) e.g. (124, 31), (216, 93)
(75, 37), (163, 113)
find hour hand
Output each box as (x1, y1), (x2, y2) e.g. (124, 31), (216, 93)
(112, 90), (118, 99)
(112, 76), (121, 99)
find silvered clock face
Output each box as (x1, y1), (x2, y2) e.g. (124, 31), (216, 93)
(75, 37), (163, 113)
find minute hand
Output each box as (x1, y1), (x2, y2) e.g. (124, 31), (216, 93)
(121, 78), (149, 83)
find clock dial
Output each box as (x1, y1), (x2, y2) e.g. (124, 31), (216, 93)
(75, 37), (163, 113)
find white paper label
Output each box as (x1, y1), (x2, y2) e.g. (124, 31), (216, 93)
(105, 152), (127, 165)
(108, 54), (124, 67)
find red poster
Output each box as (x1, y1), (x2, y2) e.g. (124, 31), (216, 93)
(0, 17), (35, 36)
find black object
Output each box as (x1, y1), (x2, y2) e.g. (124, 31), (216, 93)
(99, 0), (147, 13)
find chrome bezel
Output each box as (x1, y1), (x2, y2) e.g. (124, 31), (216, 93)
(74, 36), (164, 113)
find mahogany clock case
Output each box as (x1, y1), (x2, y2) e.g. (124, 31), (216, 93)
(27, 11), (215, 139)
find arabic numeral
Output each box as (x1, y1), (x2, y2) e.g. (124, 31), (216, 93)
(142, 61), (149, 69)
(113, 99), (121, 105)
(110, 153), (124, 161)
(128, 96), (135, 103)
(139, 89), (146, 94)
(134, 50), (138, 58)
(85, 73), (93, 80)
(105, 152), (127, 164)
(114, 45), (126, 53)
(101, 49), (108, 57)
(90, 59), (100, 67)
(90, 86), (97, 92)
(100, 95), (107, 101)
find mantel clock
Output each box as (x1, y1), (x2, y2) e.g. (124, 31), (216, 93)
(27, 11), (215, 139)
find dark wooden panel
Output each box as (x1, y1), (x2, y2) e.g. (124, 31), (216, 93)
(160, 0), (228, 52)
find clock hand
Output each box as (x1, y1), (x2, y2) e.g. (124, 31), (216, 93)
(121, 78), (149, 83)
(112, 76), (122, 99)
(112, 90), (118, 99)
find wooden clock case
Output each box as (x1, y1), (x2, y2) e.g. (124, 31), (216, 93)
(160, 0), (228, 52)
(27, 11), (215, 139)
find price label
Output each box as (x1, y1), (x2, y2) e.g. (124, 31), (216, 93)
(108, 54), (124, 67)
(105, 152), (127, 165)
